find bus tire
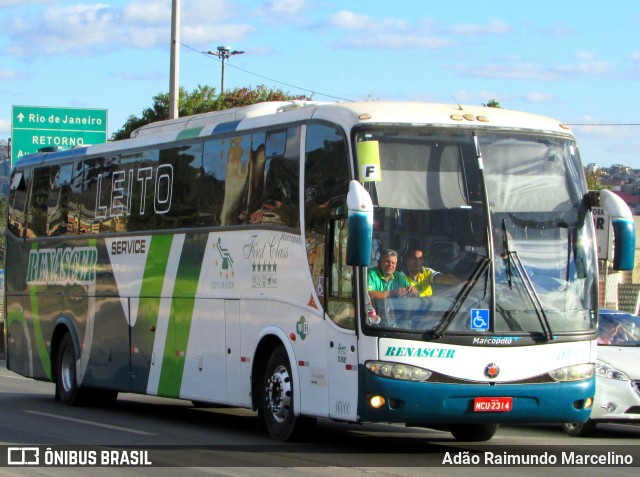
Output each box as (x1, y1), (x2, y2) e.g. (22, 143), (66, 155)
(55, 333), (87, 406)
(562, 420), (596, 437)
(449, 423), (499, 442)
(260, 346), (313, 441)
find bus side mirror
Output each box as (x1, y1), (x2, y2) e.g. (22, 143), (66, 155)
(346, 180), (373, 266)
(589, 189), (636, 271)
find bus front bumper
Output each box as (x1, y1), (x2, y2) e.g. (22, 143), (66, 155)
(358, 367), (594, 424)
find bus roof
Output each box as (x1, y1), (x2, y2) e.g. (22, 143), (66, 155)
(12, 101), (574, 169)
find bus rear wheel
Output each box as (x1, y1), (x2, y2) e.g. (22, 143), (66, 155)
(448, 423), (499, 442)
(56, 333), (87, 406)
(260, 346), (313, 441)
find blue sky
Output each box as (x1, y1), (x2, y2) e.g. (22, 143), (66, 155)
(1, 0), (639, 168)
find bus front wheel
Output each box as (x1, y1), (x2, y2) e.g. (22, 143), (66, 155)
(55, 333), (86, 406)
(449, 423), (499, 442)
(260, 346), (314, 441)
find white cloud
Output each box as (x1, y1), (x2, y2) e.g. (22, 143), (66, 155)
(2, 0), (252, 56)
(5, 3), (125, 55)
(0, 68), (26, 79)
(449, 18), (511, 36)
(328, 10), (408, 32)
(0, 0), (53, 6)
(123, 0), (170, 24)
(266, 0), (306, 16)
(556, 59), (610, 75)
(574, 51), (595, 61)
(450, 63), (558, 81)
(525, 92), (554, 103)
(183, 23), (254, 45)
(449, 54), (612, 81)
(327, 10), (452, 50)
(0, 118), (10, 136)
(329, 10), (374, 30)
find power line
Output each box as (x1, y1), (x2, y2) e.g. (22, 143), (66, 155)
(566, 123), (640, 126)
(180, 42), (353, 102)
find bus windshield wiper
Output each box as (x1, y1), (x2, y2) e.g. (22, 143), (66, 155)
(501, 220), (513, 288)
(506, 250), (554, 341)
(500, 219), (553, 341)
(433, 257), (490, 338)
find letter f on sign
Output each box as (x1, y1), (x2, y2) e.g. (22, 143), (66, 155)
(362, 164), (380, 181)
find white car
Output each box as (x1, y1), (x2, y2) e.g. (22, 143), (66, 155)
(563, 309), (640, 436)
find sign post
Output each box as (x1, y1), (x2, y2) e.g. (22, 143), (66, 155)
(11, 106), (108, 164)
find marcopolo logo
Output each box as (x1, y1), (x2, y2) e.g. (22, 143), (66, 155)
(472, 336), (520, 346)
(26, 246), (98, 286)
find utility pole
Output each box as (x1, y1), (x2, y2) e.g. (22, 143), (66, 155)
(204, 46), (244, 93)
(169, 0), (180, 119)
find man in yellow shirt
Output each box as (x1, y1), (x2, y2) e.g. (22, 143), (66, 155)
(403, 247), (461, 297)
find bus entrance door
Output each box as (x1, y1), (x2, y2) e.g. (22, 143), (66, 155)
(327, 329), (358, 421)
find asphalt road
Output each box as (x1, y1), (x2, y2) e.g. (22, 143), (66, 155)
(0, 361), (638, 477)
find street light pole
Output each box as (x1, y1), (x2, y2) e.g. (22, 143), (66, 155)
(169, 0), (180, 119)
(204, 46), (245, 92)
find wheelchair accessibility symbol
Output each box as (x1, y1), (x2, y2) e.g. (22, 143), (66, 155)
(471, 309), (490, 331)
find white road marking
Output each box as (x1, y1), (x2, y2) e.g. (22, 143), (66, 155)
(25, 410), (156, 435)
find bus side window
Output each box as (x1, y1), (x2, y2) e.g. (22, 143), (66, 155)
(248, 127), (301, 227)
(157, 143), (201, 229)
(47, 163), (76, 237)
(120, 150), (158, 231)
(65, 162), (83, 234)
(304, 123), (350, 302)
(200, 138), (226, 227)
(8, 169), (31, 238)
(326, 214), (355, 330)
(26, 166), (51, 238)
(246, 132), (266, 223)
(79, 157), (121, 234)
(219, 135), (251, 226)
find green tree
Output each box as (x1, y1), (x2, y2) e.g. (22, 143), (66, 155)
(112, 85), (308, 140)
(584, 167), (603, 190)
(482, 99), (502, 108)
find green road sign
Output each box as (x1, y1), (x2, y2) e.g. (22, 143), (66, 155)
(11, 105), (108, 164)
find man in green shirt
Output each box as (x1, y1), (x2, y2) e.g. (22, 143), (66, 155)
(367, 249), (413, 299)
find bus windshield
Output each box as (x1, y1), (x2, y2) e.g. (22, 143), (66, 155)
(358, 127), (597, 338)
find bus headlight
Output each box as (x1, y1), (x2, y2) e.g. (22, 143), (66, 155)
(548, 363), (594, 382)
(596, 360), (629, 381)
(365, 361), (432, 382)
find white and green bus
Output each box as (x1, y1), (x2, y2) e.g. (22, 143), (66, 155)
(4, 101), (635, 442)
